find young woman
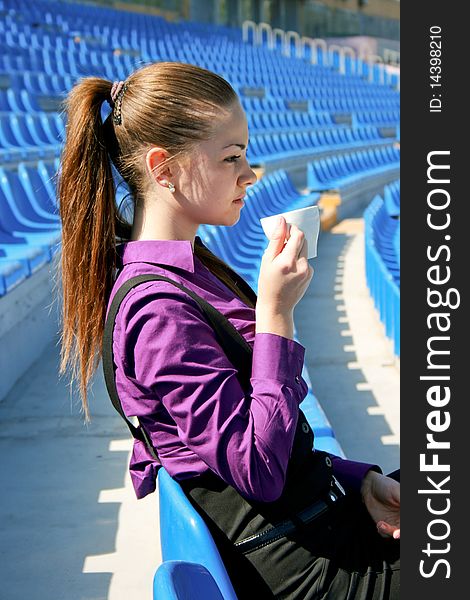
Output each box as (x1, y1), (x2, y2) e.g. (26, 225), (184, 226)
(58, 61), (400, 599)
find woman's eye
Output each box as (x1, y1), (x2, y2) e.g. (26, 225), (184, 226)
(225, 155), (241, 163)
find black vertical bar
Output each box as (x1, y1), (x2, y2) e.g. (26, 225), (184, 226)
(402, 3), (467, 597)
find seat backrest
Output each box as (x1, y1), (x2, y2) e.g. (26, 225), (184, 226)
(158, 468), (238, 600)
(153, 561), (224, 600)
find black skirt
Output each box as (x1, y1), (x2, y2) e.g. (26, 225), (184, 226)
(180, 412), (400, 599)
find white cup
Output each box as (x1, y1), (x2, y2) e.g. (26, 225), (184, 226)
(260, 205), (321, 259)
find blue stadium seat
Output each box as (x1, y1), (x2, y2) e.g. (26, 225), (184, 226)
(18, 163), (59, 220)
(364, 191), (400, 357)
(0, 240), (50, 276)
(0, 113), (41, 160)
(10, 114), (57, 157)
(383, 179), (400, 217)
(0, 258), (29, 296)
(314, 436), (347, 456)
(158, 468), (238, 600)
(153, 562), (224, 600)
(307, 145), (399, 192)
(0, 169), (61, 253)
(0, 167), (60, 227)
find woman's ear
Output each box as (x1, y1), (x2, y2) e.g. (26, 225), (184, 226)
(146, 147), (172, 189)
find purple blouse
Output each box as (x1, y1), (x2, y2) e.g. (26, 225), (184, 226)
(106, 238), (380, 500)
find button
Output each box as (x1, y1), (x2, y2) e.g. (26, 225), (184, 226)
(325, 456), (332, 467)
(302, 422), (310, 434)
(295, 375), (301, 384)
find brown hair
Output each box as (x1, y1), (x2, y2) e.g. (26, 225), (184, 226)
(58, 61), (255, 421)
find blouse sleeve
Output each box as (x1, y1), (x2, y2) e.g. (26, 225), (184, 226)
(118, 281), (309, 503)
(330, 455), (382, 494)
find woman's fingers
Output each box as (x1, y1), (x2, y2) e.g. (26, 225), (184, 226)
(264, 216), (287, 259)
(377, 521), (400, 539)
(298, 233), (308, 261)
(285, 222), (291, 241)
(284, 224), (307, 259)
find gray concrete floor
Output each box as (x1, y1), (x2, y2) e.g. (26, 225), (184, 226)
(0, 341), (159, 600)
(0, 214), (399, 600)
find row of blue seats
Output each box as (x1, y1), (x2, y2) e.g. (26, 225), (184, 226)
(0, 104), (389, 170)
(364, 191), (400, 357)
(2, 7), (388, 96)
(383, 178), (400, 218)
(0, 88), (45, 114)
(353, 109), (400, 126)
(248, 79), (398, 98)
(224, 65), (396, 96)
(0, 112), (64, 162)
(307, 144), (399, 190)
(4, 62), (397, 117)
(4, 0), (239, 38)
(1, 46), (143, 79)
(313, 96), (398, 110)
(3, 0), (400, 85)
(303, 84), (399, 98)
(2, 70), (396, 142)
(370, 195), (400, 281)
(3, 58), (398, 114)
(229, 60), (394, 86)
(310, 96), (399, 112)
(1, 36), (342, 79)
(240, 95), (287, 112)
(0, 159), (60, 295)
(234, 82), (396, 104)
(1, 30), (95, 52)
(240, 73), (398, 94)
(1, 51), (399, 115)
(245, 94), (392, 117)
(247, 109), (333, 132)
(6, 70), (74, 97)
(248, 125), (388, 163)
(0, 100), (385, 167)
(1, 26), (395, 98)
(0, 52), (86, 81)
(0, 30), (352, 74)
(0, 59), (396, 139)
(1, 22), (399, 99)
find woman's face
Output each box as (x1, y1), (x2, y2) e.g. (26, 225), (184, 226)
(174, 101), (257, 227)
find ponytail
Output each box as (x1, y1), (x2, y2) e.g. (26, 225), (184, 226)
(58, 77), (123, 421)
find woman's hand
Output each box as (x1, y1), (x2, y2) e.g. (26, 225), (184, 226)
(361, 470), (400, 540)
(257, 217), (314, 315)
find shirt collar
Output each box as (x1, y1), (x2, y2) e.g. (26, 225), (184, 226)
(117, 237), (205, 274)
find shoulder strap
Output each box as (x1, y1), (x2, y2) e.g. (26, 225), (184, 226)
(102, 274), (254, 460)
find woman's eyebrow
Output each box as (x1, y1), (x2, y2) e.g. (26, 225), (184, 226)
(222, 142), (248, 150)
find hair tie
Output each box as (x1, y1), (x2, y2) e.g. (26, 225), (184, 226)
(109, 80), (128, 125)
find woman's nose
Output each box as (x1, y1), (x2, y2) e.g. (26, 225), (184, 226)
(241, 162), (258, 187)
